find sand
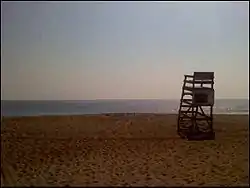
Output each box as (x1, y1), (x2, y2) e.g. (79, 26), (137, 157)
(1, 114), (249, 186)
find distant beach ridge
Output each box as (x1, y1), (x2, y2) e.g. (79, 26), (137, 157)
(1, 99), (249, 117)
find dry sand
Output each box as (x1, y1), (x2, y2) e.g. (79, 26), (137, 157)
(1, 114), (249, 186)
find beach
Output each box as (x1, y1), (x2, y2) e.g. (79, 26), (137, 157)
(1, 114), (249, 186)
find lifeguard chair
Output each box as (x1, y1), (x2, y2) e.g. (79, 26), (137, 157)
(177, 72), (215, 140)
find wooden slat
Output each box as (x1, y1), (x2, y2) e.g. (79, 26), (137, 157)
(195, 117), (212, 120)
(181, 99), (192, 104)
(187, 103), (213, 107)
(180, 111), (194, 113)
(183, 86), (194, 91)
(183, 92), (193, 96)
(183, 86), (213, 91)
(196, 111), (211, 118)
(180, 104), (192, 107)
(184, 75), (194, 78)
(179, 117), (192, 120)
(179, 128), (191, 132)
(185, 80), (214, 84)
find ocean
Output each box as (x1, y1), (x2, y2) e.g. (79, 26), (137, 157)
(1, 99), (249, 117)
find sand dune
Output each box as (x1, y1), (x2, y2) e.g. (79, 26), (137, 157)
(1, 114), (249, 186)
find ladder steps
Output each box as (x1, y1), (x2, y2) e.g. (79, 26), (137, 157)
(180, 104), (200, 107)
(183, 86), (194, 91)
(178, 72), (215, 140)
(182, 99), (192, 103)
(183, 92), (193, 96)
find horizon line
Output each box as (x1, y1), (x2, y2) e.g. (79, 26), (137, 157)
(1, 98), (249, 101)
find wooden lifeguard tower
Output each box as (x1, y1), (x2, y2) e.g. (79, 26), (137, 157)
(177, 72), (215, 140)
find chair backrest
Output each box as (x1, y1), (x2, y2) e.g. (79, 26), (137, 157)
(194, 72), (214, 80)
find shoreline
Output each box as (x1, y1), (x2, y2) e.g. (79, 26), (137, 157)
(1, 112), (249, 119)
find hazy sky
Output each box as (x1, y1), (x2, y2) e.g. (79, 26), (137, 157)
(1, 1), (249, 100)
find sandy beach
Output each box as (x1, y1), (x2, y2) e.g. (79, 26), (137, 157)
(1, 114), (249, 186)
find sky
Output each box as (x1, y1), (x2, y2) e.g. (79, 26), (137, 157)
(1, 1), (249, 100)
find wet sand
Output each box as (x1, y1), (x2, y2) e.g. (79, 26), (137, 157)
(1, 114), (249, 186)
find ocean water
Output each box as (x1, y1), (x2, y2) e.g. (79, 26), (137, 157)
(1, 99), (249, 117)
